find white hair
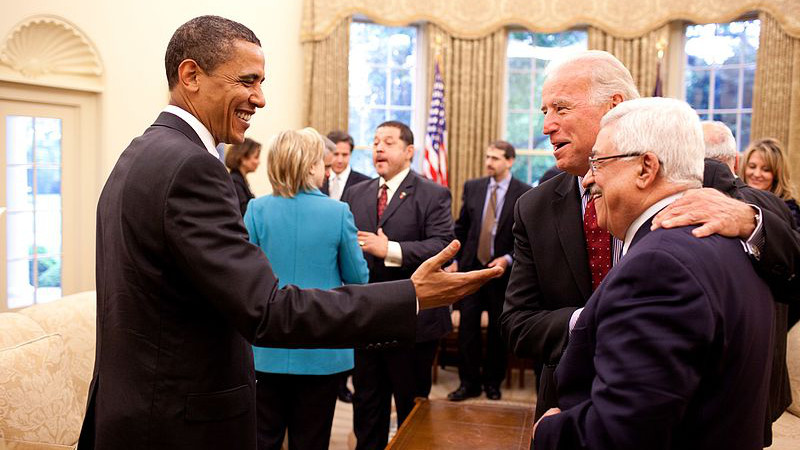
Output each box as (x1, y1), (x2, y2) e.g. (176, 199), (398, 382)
(545, 50), (640, 104)
(600, 97), (704, 187)
(321, 135), (336, 154)
(701, 121), (737, 165)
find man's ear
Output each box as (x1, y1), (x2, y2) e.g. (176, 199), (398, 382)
(637, 152), (660, 188)
(405, 144), (415, 161)
(177, 59), (202, 93)
(610, 93), (624, 108)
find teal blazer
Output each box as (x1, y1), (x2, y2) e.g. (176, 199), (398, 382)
(243, 189), (369, 375)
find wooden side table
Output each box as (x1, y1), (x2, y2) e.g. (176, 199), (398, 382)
(387, 398), (534, 449)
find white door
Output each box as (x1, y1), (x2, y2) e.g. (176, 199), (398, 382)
(0, 99), (79, 311)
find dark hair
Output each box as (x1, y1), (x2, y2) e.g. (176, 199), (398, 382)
(165, 15), (261, 89)
(490, 140), (516, 159)
(377, 121), (414, 146)
(326, 130), (354, 152)
(225, 137), (261, 172)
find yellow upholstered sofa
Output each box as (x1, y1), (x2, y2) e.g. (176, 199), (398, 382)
(772, 323), (800, 448)
(0, 292), (95, 450)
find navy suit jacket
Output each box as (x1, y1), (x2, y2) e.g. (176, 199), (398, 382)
(321, 168), (370, 197)
(79, 112), (417, 450)
(534, 221), (774, 450)
(454, 176), (530, 271)
(342, 170), (454, 342)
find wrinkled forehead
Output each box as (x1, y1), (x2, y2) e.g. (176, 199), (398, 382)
(542, 66), (593, 103)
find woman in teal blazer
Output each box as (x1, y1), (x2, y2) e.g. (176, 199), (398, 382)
(243, 128), (369, 450)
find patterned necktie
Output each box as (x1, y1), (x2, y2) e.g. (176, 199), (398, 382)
(377, 184), (388, 220)
(330, 175), (341, 200)
(477, 185), (497, 265)
(583, 197), (612, 291)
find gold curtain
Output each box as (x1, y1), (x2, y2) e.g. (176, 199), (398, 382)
(751, 12), (800, 186)
(587, 26), (669, 97)
(426, 24), (507, 215)
(302, 17), (351, 132)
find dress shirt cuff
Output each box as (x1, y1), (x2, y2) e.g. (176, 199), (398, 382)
(742, 204), (764, 260)
(384, 241), (403, 267)
(568, 307), (584, 334)
(503, 254), (513, 266)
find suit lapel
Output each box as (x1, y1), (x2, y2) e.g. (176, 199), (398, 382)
(630, 216), (654, 251)
(364, 179), (380, 231)
(496, 178), (521, 230)
(553, 174), (592, 300)
(378, 171), (415, 228)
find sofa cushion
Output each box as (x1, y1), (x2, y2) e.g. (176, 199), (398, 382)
(0, 334), (82, 447)
(19, 292), (96, 407)
(0, 313), (44, 349)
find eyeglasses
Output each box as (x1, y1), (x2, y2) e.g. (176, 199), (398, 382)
(588, 153), (642, 174)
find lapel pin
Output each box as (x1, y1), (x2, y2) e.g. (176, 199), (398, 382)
(399, 191), (407, 199)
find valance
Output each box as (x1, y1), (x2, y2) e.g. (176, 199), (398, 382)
(301, 0), (800, 42)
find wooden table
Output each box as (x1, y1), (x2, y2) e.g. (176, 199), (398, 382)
(387, 398), (534, 449)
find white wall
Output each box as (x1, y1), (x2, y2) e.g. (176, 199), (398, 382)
(1, 0), (304, 195)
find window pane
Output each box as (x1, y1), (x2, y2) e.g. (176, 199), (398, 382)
(508, 73), (531, 110)
(350, 149), (377, 178)
(6, 211), (34, 261)
(712, 113), (739, 144)
(35, 255), (61, 292)
(685, 69), (710, 110)
(6, 116), (34, 165)
(390, 110), (412, 126)
(389, 31), (415, 67)
(35, 209), (62, 258)
(714, 68), (740, 110)
(34, 117), (62, 164)
(742, 67), (755, 108)
(740, 113), (752, 152)
(368, 109), (387, 138)
(390, 69), (413, 106)
(511, 154), (554, 186)
(6, 165), (33, 211)
(36, 168), (61, 198)
(506, 112), (531, 150)
(7, 258), (35, 309)
(367, 68), (387, 106)
(508, 58), (531, 70)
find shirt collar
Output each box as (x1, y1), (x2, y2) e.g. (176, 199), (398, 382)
(490, 173), (512, 190)
(163, 105), (219, 159)
(622, 191), (685, 256)
(380, 167), (411, 193)
(577, 175), (586, 199)
(330, 164), (351, 182)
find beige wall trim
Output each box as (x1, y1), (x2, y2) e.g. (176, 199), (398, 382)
(0, 15), (104, 93)
(302, 0), (800, 42)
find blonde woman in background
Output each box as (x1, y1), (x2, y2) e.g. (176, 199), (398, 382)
(243, 128), (368, 450)
(740, 138), (800, 227)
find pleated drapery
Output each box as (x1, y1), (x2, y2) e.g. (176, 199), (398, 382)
(587, 26), (670, 98)
(302, 17), (351, 133)
(426, 24), (507, 215)
(751, 12), (800, 182)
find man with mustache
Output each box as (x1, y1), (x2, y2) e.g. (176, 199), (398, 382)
(531, 97), (774, 450)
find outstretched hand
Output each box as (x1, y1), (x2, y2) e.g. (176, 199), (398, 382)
(411, 240), (504, 310)
(651, 188), (757, 238)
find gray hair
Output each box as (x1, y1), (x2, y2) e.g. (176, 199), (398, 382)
(322, 135), (336, 154)
(545, 50), (640, 105)
(701, 121), (737, 166)
(600, 97), (704, 187)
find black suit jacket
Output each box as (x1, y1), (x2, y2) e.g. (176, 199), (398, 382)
(342, 170), (454, 342)
(454, 176), (531, 271)
(79, 112), (417, 450)
(321, 169), (370, 197)
(703, 158), (799, 436)
(501, 163), (800, 419)
(229, 169), (254, 216)
(534, 223), (774, 450)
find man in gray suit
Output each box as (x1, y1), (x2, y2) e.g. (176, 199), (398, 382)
(78, 16), (501, 450)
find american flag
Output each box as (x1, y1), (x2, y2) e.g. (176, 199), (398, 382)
(423, 62), (448, 187)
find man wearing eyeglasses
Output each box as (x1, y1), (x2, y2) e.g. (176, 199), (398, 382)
(531, 96), (774, 450)
(500, 50), (800, 440)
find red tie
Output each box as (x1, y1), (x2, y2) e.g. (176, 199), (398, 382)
(583, 197), (612, 291)
(377, 184), (388, 220)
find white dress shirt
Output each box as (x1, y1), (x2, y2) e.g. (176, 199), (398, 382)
(328, 165), (352, 201)
(162, 105), (220, 160)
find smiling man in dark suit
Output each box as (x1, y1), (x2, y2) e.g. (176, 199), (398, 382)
(342, 120), (454, 450)
(532, 97), (774, 450)
(445, 140), (530, 402)
(78, 17), (501, 450)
